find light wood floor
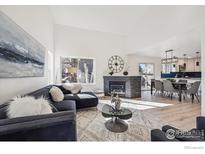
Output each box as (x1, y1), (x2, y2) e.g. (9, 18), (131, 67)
(139, 90), (201, 130)
(76, 91), (201, 141)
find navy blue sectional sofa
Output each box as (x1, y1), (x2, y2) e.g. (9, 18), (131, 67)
(0, 85), (98, 141)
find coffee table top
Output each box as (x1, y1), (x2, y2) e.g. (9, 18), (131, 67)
(101, 104), (132, 120)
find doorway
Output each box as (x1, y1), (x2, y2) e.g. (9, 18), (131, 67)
(139, 63), (155, 91)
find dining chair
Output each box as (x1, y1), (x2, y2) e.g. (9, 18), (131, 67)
(183, 81), (201, 103)
(177, 79), (188, 90)
(163, 80), (178, 99)
(178, 79), (188, 83)
(154, 80), (163, 95)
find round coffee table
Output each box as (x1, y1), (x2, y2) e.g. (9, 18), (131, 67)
(101, 104), (132, 133)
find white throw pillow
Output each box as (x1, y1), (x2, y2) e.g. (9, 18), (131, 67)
(63, 83), (82, 94)
(49, 86), (64, 102)
(7, 96), (53, 118)
(71, 83), (82, 94)
(63, 83), (74, 91)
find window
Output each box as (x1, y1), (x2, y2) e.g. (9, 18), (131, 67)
(139, 63), (154, 75)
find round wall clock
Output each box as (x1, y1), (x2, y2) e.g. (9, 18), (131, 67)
(108, 55), (124, 73)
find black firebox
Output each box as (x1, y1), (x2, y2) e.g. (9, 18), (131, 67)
(109, 81), (126, 94)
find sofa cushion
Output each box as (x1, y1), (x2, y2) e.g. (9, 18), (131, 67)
(55, 85), (72, 94)
(64, 92), (97, 100)
(52, 100), (76, 112)
(64, 92), (98, 109)
(80, 92), (98, 97)
(63, 83), (82, 94)
(77, 94), (96, 99)
(64, 94), (77, 100)
(49, 86), (64, 102)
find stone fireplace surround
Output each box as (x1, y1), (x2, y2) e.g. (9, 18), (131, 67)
(103, 76), (141, 98)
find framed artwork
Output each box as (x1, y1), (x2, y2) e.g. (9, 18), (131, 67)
(61, 57), (95, 84)
(0, 11), (45, 78)
(139, 63), (154, 75)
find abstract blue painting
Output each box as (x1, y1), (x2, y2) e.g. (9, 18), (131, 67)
(0, 11), (45, 78)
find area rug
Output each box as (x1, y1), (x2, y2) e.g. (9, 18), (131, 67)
(98, 99), (173, 111)
(76, 99), (169, 141)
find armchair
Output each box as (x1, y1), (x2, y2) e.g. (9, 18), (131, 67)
(151, 116), (205, 141)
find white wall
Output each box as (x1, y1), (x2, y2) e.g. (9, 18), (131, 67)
(200, 28), (205, 116)
(126, 54), (161, 80)
(54, 24), (126, 91)
(201, 43), (205, 116)
(0, 6), (54, 103)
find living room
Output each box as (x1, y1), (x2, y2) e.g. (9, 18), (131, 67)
(0, 1), (205, 154)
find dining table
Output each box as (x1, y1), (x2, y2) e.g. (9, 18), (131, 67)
(151, 80), (188, 102)
(172, 82), (187, 102)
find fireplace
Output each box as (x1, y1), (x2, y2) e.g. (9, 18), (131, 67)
(109, 81), (126, 94)
(103, 76), (141, 98)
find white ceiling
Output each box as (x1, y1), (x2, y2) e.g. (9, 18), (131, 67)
(134, 30), (201, 58)
(50, 5), (155, 36)
(49, 5), (204, 57)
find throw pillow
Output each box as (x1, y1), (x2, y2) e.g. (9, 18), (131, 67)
(63, 83), (82, 94)
(62, 83), (73, 91)
(49, 86), (64, 102)
(7, 96), (53, 118)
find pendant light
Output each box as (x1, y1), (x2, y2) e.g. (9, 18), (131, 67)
(183, 54), (187, 68)
(196, 51), (200, 66)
